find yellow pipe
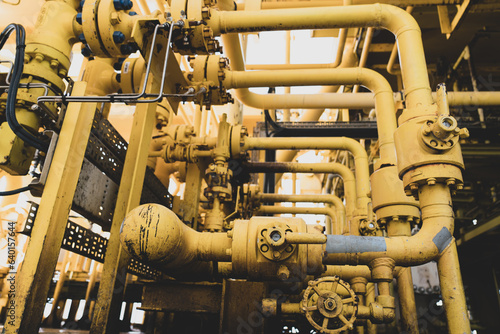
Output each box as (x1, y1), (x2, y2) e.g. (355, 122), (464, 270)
(323, 265), (372, 280)
(387, 6), (414, 75)
(256, 193), (346, 235)
(396, 268), (419, 333)
(445, 91), (500, 106)
(137, 0), (151, 14)
(120, 204), (232, 278)
(323, 184), (454, 265)
(210, 3), (433, 108)
(223, 35), (359, 110)
(244, 161), (357, 234)
(220, 22), (357, 113)
(285, 232), (327, 244)
(437, 241), (471, 334)
(236, 1), (460, 10)
(226, 67), (397, 165)
(366, 283), (377, 333)
(257, 205), (338, 232)
(243, 137), (370, 214)
(353, 27), (374, 93)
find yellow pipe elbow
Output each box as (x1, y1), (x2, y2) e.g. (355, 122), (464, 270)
(211, 3), (433, 109)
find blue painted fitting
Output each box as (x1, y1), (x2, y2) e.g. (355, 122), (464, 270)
(113, 31), (126, 43)
(81, 45), (92, 57)
(120, 44), (134, 55)
(125, 0), (133, 10)
(128, 11), (138, 16)
(78, 33), (86, 44)
(76, 13), (82, 25)
(113, 0), (133, 10)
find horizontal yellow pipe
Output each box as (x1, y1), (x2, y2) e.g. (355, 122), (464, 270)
(246, 63), (339, 70)
(256, 193), (346, 234)
(226, 91), (500, 110)
(323, 184), (454, 266)
(225, 67), (397, 164)
(236, 0), (460, 10)
(257, 205), (337, 227)
(245, 161), (357, 233)
(243, 138), (370, 217)
(210, 4), (433, 109)
(285, 232), (328, 244)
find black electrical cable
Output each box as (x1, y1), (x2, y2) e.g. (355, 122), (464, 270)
(1, 24), (49, 151)
(0, 185), (31, 196)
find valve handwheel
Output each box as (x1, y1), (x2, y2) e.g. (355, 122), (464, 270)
(301, 276), (358, 333)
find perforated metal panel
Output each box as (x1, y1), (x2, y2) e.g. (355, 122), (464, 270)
(21, 202), (162, 280)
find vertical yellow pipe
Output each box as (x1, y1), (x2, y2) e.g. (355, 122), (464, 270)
(437, 241), (471, 334)
(396, 268), (419, 333)
(283, 31), (291, 122)
(353, 27), (374, 93)
(366, 283), (377, 334)
(387, 6), (414, 75)
(200, 105), (208, 137)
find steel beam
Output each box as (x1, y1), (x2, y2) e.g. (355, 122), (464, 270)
(457, 215), (500, 245)
(90, 78), (159, 333)
(4, 82), (97, 333)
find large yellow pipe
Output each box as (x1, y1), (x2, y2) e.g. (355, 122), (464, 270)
(323, 184), (454, 266)
(225, 67), (397, 164)
(120, 204), (232, 278)
(210, 4), (433, 109)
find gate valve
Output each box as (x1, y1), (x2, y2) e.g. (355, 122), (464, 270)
(301, 276), (358, 333)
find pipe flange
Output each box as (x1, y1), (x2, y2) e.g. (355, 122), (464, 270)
(419, 115), (468, 152)
(189, 55), (233, 106)
(403, 165), (464, 199)
(257, 224), (295, 262)
(301, 276), (357, 334)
